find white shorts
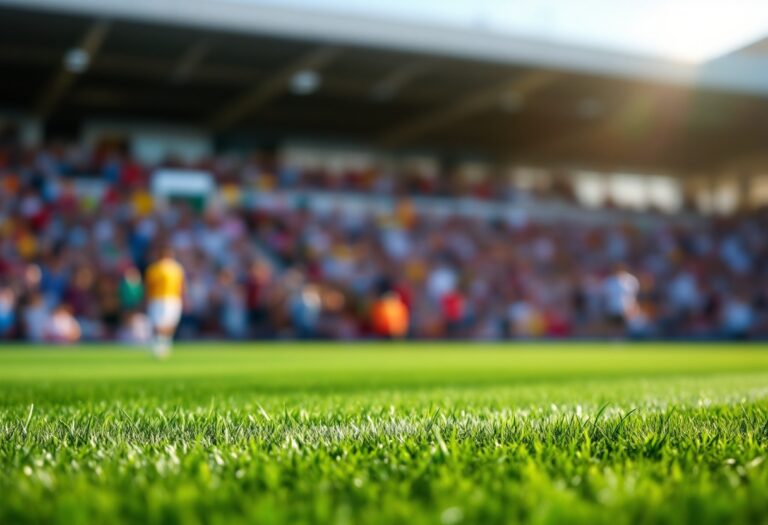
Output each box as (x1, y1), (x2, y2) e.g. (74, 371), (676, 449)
(148, 298), (182, 330)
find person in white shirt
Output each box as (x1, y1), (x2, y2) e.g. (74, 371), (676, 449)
(602, 264), (640, 333)
(426, 264), (457, 301)
(46, 305), (81, 343)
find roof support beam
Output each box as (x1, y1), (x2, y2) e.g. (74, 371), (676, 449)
(0, 43), (259, 85)
(376, 70), (559, 148)
(35, 19), (110, 118)
(369, 60), (436, 102)
(207, 46), (340, 130)
(170, 39), (210, 84)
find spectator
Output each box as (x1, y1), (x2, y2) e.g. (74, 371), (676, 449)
(119, 266), (144, 310)
(602, 265), (640, 334)
(440, 290), (466, 336)
(23, 293), (48, 342)
(45, 304), (81, 343)
(222, 288), (248, 339)
(0, 287), (16, 338)
(290, 284), (322, 338)
(721, 294), (754, 339)
(118, 312), (152, 345)
(371, 291), (409, 339)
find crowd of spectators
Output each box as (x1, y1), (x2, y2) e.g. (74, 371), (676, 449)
(1, 141), (767, 343)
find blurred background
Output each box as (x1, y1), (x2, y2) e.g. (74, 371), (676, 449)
(2, 0), (768, 342)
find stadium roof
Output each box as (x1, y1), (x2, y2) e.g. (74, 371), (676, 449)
(2, 0), (768, 172)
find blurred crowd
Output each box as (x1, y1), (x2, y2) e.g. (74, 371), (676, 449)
(1, 142), (767, 343)
(269, 160), (577, 204)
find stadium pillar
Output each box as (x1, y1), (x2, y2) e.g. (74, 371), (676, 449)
(736, 172), (753, 211)
(678, 174), (702, 213)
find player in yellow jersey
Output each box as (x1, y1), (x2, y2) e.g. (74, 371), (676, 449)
(144, 247), (185, 358)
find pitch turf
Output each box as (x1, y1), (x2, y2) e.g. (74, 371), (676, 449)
(1, 344), (768, 524)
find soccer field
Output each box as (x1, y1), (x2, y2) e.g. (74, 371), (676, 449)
(2, 344), (768, 524)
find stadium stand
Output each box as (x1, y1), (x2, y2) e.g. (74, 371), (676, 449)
(1, 141), (766, 342)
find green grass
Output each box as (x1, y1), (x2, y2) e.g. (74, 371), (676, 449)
(1, 343), (768, 524)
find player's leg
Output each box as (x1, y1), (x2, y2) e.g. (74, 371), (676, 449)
(153, 325), (173, 359)
(147, 300), (164, 357)
(148, 299), (180, 358)
(156, 299), (182, 358)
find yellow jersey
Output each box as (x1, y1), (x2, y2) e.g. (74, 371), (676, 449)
(145, 258), (184, 300)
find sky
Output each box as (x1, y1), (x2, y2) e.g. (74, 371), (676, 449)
(239, 0), (768, 63)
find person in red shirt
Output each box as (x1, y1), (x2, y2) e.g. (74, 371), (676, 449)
(441, 290), (466, 337)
